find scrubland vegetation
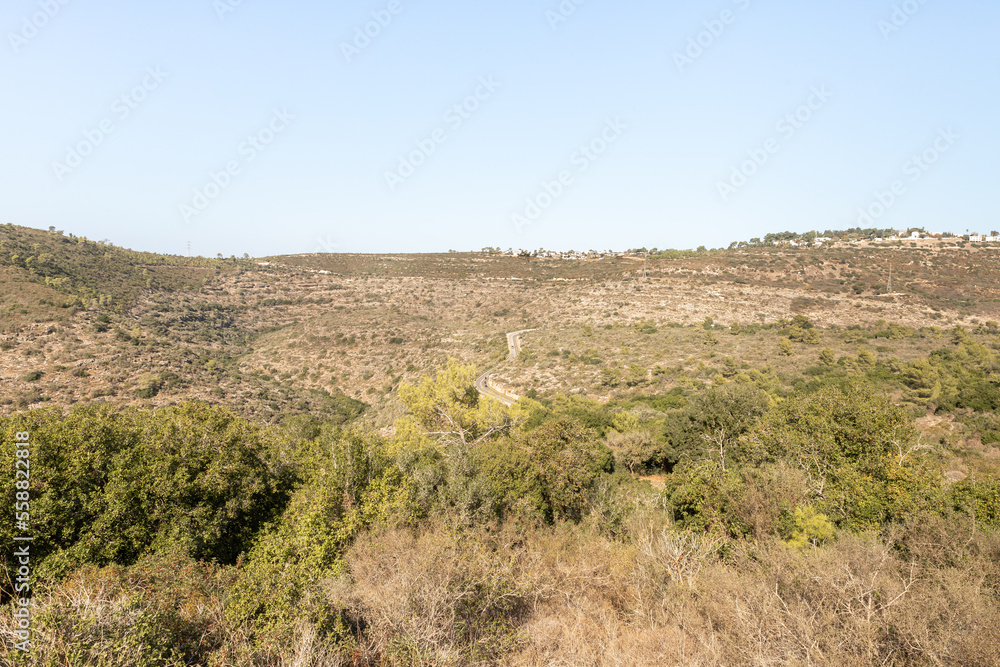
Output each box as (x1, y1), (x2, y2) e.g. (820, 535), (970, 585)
(3, 347), (999, 665)
(1, 224), (999, 664)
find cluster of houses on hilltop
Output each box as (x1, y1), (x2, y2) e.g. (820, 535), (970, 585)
(480, 229), (1000, 257)
(483, 248), (632, 259)
(770, 237), (832, 247)
(773, 230), (1000, 247)
(873, 230), (1000, 243)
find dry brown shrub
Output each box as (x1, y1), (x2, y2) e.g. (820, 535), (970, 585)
(278, 622), (351, 667)
(10, 518), (997, 666)
(504, 521), (1000, 667)
(335, 523), (532, 665)
(697, 536), (917, 664)
(0, 554), (250, 666)
(635, 527), (721, 592)
(508, 523), (723, 667)
(887, 517), (1000, 665)
(730, 462), (808, 540)
(690, 532), (1000, 666)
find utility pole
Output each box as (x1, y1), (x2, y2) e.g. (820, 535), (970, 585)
(186, 241), (191, 257)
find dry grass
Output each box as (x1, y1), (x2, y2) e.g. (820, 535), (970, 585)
(333, 524), (533, 665)
(328, 517), (1000, 667)
(5, 240), (1000, 417)
(3, 517), (998, 665)
(0, 555), (243, 666)
(506, 525), (1000, 666)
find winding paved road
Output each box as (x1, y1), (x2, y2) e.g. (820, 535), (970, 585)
(474, 371), (513, 406)
(475, 329), (536, 406)
(506, 329), (535, 360)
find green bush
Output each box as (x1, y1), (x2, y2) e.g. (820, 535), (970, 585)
(778, 338), (794, 356)
(633, 318), (657, 334)
(949, 478), (1000, 528)
(0, 402), (294, 588)
(470, 438), (546, 522)
(227, 431), (411, 646)
(747, 383), (941, 530)
(135, 372), (163, 398)
(784, 505), (836, 549)
(434, 418), (615, 526)
(663, 383), (770, 468)
(520, 419), (614, 523)
(541, 394), (614, 436)
(663, 460), (747, 537)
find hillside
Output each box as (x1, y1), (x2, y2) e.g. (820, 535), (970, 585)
(1, 224), (999, 665)
(2, 224), (1000, 423)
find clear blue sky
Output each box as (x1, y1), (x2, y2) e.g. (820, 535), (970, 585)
(2, 0), (997, 257)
